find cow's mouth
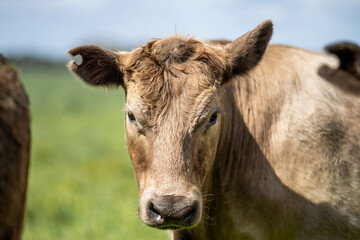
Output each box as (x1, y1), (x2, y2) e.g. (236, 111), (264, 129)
(157, 225), (182, 230)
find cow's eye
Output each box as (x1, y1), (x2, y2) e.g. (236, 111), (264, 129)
(127, 112), (136, 123)
(208, 112), (218, 126)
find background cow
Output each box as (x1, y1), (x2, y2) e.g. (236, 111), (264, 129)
(319, 41), (360, 95)
(68, 20), (360, 239)
(0, 55), (31, 240)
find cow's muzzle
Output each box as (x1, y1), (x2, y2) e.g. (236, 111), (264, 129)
(144, 195), (200, 230)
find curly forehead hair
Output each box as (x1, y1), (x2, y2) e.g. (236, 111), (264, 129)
(125, 35), (227, 82)
(123, 36), (227, 123)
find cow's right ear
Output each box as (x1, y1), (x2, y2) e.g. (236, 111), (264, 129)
(68, 45), (127, 87)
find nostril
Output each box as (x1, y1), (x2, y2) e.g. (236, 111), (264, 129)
(183, 205), (197, 223)
(149, 202), (161, 216)
(148, 202), (163, 223)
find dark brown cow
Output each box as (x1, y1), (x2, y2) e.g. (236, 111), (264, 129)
(68, 20), (360, 239)
(0, 55), (30, 240)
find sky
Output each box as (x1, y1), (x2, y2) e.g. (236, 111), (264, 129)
(0, 0), (359, 61)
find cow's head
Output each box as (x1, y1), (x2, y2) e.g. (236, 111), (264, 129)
(68, 20), (272, 230)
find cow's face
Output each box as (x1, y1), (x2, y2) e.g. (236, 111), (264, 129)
(123, 39), (224, 229)
(124, 83), (221, 230)
(68, 20), (272, 230)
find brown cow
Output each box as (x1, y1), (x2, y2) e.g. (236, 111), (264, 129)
(0, 55), (30, 240)
(68, 20), (360, 239)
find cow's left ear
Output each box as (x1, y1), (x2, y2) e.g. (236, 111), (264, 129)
(68, 45), (127, 87)
(224, 20), (273, 81)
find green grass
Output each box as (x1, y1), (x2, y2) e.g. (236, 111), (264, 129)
(17, 63), (167, 240)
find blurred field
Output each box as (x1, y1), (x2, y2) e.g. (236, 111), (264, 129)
(15, 62), (167, 240)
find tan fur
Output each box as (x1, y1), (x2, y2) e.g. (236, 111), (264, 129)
(68, 20), (360, 239)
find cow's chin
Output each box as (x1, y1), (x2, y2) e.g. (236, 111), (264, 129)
(138, 192), (202, 230)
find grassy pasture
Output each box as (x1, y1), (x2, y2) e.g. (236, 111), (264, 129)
(15, 62), (167, 240)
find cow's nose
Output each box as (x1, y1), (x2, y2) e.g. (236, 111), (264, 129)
(147, 195), (199, 229)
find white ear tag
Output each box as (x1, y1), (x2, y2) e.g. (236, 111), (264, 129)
(73, 54), (83, 66)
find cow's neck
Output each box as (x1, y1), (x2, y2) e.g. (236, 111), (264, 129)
(202, 70), (305, 239)
(215, 70), (288, 195)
